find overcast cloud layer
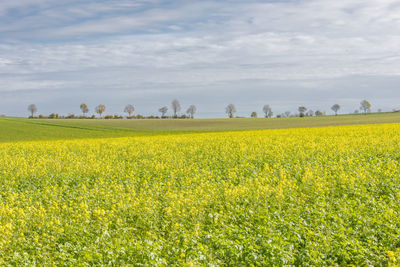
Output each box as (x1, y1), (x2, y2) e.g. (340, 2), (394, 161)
(1, 0), (400, 117)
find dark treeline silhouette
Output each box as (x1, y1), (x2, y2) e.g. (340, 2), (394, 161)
(26, 99), (380, 119)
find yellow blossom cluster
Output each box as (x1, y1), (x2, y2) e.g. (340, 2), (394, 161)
(0, 124), (399, 265)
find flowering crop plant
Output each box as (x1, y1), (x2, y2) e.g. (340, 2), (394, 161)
(0, 124), (400, 265)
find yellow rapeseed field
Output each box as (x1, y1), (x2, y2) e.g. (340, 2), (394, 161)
(0, 124), (400, 265)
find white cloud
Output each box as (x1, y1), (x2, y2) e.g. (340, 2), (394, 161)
(1, 0), (400, 116)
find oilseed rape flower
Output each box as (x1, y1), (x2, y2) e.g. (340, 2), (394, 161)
(0, 124), (399, 265)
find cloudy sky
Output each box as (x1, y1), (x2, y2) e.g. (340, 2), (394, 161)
(1, 0), (400, 117)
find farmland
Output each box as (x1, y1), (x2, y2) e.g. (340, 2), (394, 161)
(1, 112), (400, 142)
(0, 116), (400, 264)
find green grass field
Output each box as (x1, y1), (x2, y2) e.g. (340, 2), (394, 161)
(1, 112), (400, 142)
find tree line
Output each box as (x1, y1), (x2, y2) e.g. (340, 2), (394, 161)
(226, 100), (372, 118)
(27, 99), (373, 119)
(27, 99), (197, 119)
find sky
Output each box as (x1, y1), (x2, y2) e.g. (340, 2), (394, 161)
(1, 0), (400, 118)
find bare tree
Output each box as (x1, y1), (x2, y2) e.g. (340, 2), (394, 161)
(80, 103), (89, 116)
(306, 109), (314, 116)
(28, 104), (37, 117)
(331, 104), (340, 115)
(159, 106), (168, 117)
(251, 111), (257, 118)
(298, 106), (307, 117)
(284, 111), (291, 117)
(263, 105), (273, 118)
(360, 100), (371, 114)
(186, 105), (196, 119)
(171, 99), (181, 117)
(95, 104), (106, 118)
(124, 104), (135, 117)
(298, 106), (307, 113)
(225, 104), (237, 118)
